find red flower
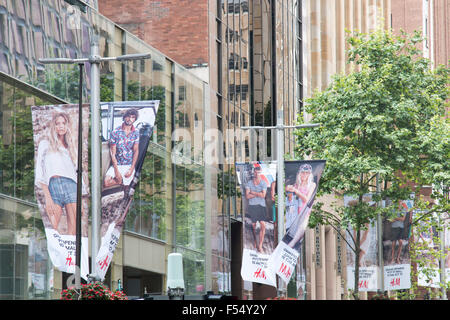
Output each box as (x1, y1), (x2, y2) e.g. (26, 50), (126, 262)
(60, 281), (127, 300)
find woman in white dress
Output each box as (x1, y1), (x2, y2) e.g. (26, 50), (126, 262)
(35, 111), (80, 235)
(285, 164), (317, 248)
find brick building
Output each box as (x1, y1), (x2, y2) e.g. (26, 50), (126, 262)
(99, 0), (209, 69)
(98, 0), (395, 300)
(391, 0), (449, 67)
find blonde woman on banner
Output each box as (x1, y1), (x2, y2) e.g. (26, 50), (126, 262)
(35, 111), (86, 235)
(267, 160), (325, 284)
(285, 163), (317, 248)
(32, 105), (89, 280)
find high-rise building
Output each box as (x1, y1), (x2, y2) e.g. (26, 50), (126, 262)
(2, 0), (445, 300)
(391, 0), (449, 67)
(100, 0), (304, 299)
(98, 0), (394, 300)
(0, 0), (210, 299)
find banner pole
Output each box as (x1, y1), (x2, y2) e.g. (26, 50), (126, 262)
(90, 36), (101, 280)
(75, 63), (84, 296)
(437, 185), (447, 300)
(276, 110), (286, 297)
(376, 173), (384, 294)
(39, 45), (151, 284)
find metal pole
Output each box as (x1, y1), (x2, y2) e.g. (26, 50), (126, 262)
(376, 173), (384, 293)
(276, 110), (285, 297)
(439, 214), (446, 299)
(240, 122), (319, 297)
(39, 47), (151, 283)
(90, 36), (101, 280)
(75, 63), (84, 296)
(438, 184), (447, 300)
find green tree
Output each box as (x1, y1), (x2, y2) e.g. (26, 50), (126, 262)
(295, 28), (449, 299)
(0, 86), (47, 201)
(399, 210), (448, 300)
(28, 64), (82, 104)
(126, 80), (167, 144)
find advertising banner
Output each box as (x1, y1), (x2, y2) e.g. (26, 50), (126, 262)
(446, 216), (450, 285)
(236, 161), (277, 287)
(345, 194), (379, 291)
(95, 101), (159, 280)
(414, 210), (441, 288)
(382, 198), (413, 290)
(32, 104), (90, 279)
(268, 160), (326, 284)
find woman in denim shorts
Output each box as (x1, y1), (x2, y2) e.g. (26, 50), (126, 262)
(35, 111), (81, 235)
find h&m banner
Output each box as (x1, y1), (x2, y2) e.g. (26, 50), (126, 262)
(412, 209), (444, 288)
(236, 161), (277, 287)
(268, 160), (326, 284)
(95, 101), (159, 280)
(32, 104), (90, 279)
(345, 194), (379, 291)
(346, 195), (414, 292)
(382, 198), (413, 290)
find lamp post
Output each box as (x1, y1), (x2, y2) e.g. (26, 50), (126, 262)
(376, 173), (385, 294)
(38, 58), (85, 296)
(39, 36), (151, 287)
(437, 184), (448, 300)
(241, 114), (319, 297)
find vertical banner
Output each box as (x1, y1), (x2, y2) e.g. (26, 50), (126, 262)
(268, 160), (326, 284)
(236, 161), (277, 287)
(32, 104), (90, 279)
(382, 198), (413, 290)
(445, 216), (450, 284)
(95, 101), (159, 280)
(345, 194), (379, 291)
(414, 210), (441, 288)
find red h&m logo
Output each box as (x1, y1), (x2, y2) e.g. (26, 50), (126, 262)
(278, 263), (292, 278)
(390, 278), (401, 287)
(253, 268), (267, 280)
(358, 280), (368, 289)
(66, 255), (74, 266)
(99, 256), (110, 270)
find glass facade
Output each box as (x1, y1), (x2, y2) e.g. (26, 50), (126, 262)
(0, 0), (208, 299)
(213, 0), (303, 298)
(0, 0), (304, 299)
(173, 65), (207, 294)
(0, 80), (63, 299)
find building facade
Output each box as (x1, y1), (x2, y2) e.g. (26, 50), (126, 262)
(391, 0), (448, 68)
(0, 0), (212, 299)
(99, 0), (395, 300)
(2, 0), (444, 301)
(99, 0), (304, 300)
(302, 0), (391, 300)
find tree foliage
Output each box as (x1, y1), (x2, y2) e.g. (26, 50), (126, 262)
(295, 28), (449, 298)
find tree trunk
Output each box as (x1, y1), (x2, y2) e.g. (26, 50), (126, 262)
(353, 225), (361, 300)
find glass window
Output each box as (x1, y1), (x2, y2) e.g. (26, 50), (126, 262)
(177, 247), (205, 295)
(0, 77), (59, 300)
(0, 81), (58, 200)
(127, 151), (167, 241)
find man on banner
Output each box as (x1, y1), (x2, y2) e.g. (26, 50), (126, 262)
(268, 160), (325, 284)
(245, 166), (268, 253)
(382, 198), (413, 290)
(103, 108), (140, 188)
(345, 194), (379, 291)
(95, 101), (159, 280)
(236, 162), (277, 287)
(32, 104), (90, 280)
